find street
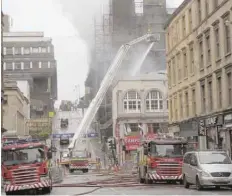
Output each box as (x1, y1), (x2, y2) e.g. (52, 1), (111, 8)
(50, 172), (232, 195)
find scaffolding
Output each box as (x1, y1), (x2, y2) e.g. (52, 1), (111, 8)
(93, 0), (113, 131)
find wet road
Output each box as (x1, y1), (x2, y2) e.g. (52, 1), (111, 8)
(51, 172), (232, 195)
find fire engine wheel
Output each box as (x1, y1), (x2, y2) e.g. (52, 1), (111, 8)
(6, 191), (15, 195)
(43, 186), (52, 194)
(145, 177), (153, 184)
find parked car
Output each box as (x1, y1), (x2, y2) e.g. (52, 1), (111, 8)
(182, 150), (232, 190)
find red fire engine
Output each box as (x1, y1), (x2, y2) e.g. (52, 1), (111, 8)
(1, 139), (53, 195)
(68, 150), (89, 173)
(137, 134), (187, 184)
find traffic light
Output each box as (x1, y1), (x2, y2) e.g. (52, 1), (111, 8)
(108, 139), (116, 150)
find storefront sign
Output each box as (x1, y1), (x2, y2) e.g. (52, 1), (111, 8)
(146, 133), (158, 141)
(205, 115), (223, 127)
(198, 120), (206, 136)
(124, 136), (140, 151)
(205, 117), (217, 126)
(224, 113), (232, 128)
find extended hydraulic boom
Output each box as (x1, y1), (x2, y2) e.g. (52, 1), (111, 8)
(68, 33), (160, 150)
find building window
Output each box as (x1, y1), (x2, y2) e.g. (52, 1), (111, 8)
(189, 43), (194, 74)
(146, 90), (163, 111)
(123, 91), (141, 113)
(147, 123), (159, 134)
(14, 62), (22, 70)
(6, 47), (13, 55)
(14, 47), (21, 55)
(205, 0), (209, 16)
(41, 47), (47, 53)
(41, 62), (48, 68)
(224, 15), (231, 54)
(177, 53), (181, 81)
(213, 0), (218, 9)
(176, 21), (179, 42)
(192, 88), (196, 115)
(185, 91), (189, 117)
(32, 62), (40, 69)
(169, 99), (173, 121)
(172, 57), (176, 85)
(227, 72), (232, 106)
(183, 49), (187, 78)
(5, 62), (13, 70)
(24, 48), (30, 54)
(188, 8), (192, 32)
(214, 25), (220, 59)
(205, 32), (211, 65)
(3, 47), (6, 55)
(208, 79), (213, 111)
(199, 37), (204, 69)
(32, 47), (39, 53)
(23, 62), (30, 69)
(201, 82), (206, 112)
(179, 93), (183, 118)
(198, 0), (202, 24)
(217, 76), (222, 108)
(174, 96), (178, 120)
(182, 15), (186, 37)
(168, 61), (171, 87)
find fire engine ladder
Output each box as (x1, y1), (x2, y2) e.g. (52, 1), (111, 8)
(68, 34), (159, 150)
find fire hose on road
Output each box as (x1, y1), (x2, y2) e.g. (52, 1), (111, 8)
(52, 174), (157, 195)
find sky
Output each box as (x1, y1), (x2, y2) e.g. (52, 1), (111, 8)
(2, 0), (184, 105)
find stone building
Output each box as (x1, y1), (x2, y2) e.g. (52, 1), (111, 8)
(3, 81), (29, 137)
(112, 71), (168, 164)
(165, 0), (232, 154)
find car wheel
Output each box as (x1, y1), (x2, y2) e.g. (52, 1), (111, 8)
(183, 175), (190, 188)
(196, 176), (203, 191)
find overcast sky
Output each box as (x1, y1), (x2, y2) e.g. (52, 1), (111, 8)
(2, 0), (184, 105)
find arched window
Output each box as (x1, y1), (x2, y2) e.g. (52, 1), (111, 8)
(123, 91), (141, 113)
(146, 90), (163, 111)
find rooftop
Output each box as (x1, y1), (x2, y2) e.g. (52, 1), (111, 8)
(164, 0), (191, 29)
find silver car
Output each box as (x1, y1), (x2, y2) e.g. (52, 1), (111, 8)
(182, 150), (232, 190)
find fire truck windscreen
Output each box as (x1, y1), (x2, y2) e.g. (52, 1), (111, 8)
(150, 144), (187, 158)
(2, 147), (45, 166)
(72, 151), (87, 158)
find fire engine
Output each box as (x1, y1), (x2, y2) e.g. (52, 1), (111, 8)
(137, 134), (187, 184)
(68, 150), (89, 173)
(1, 139), (53, 195)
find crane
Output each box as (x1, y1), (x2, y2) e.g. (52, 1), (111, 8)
(68, 33), (160, 150)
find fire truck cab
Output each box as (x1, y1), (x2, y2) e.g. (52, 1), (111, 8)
(1, 139), (53, 195)
(137, 135), (187, 184)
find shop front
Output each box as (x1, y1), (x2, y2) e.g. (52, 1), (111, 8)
(122, 135), (140, 169)
(205, 114), (224, 149)
(223, 113), (232, 157)
(179, 119), (198, 150)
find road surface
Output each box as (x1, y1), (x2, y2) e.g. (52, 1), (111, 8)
(51, 172), (232, 195)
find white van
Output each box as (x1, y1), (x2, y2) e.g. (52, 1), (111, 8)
(182, 150), (232, 190)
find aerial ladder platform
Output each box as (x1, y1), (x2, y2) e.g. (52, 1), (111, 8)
(68, 33), (160, 150)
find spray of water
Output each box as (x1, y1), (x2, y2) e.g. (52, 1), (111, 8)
(131, 42), (154, 76)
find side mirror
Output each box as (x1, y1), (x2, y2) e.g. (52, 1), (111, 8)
(47, 151), (52, 159)
(190, 160), (197, 166)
